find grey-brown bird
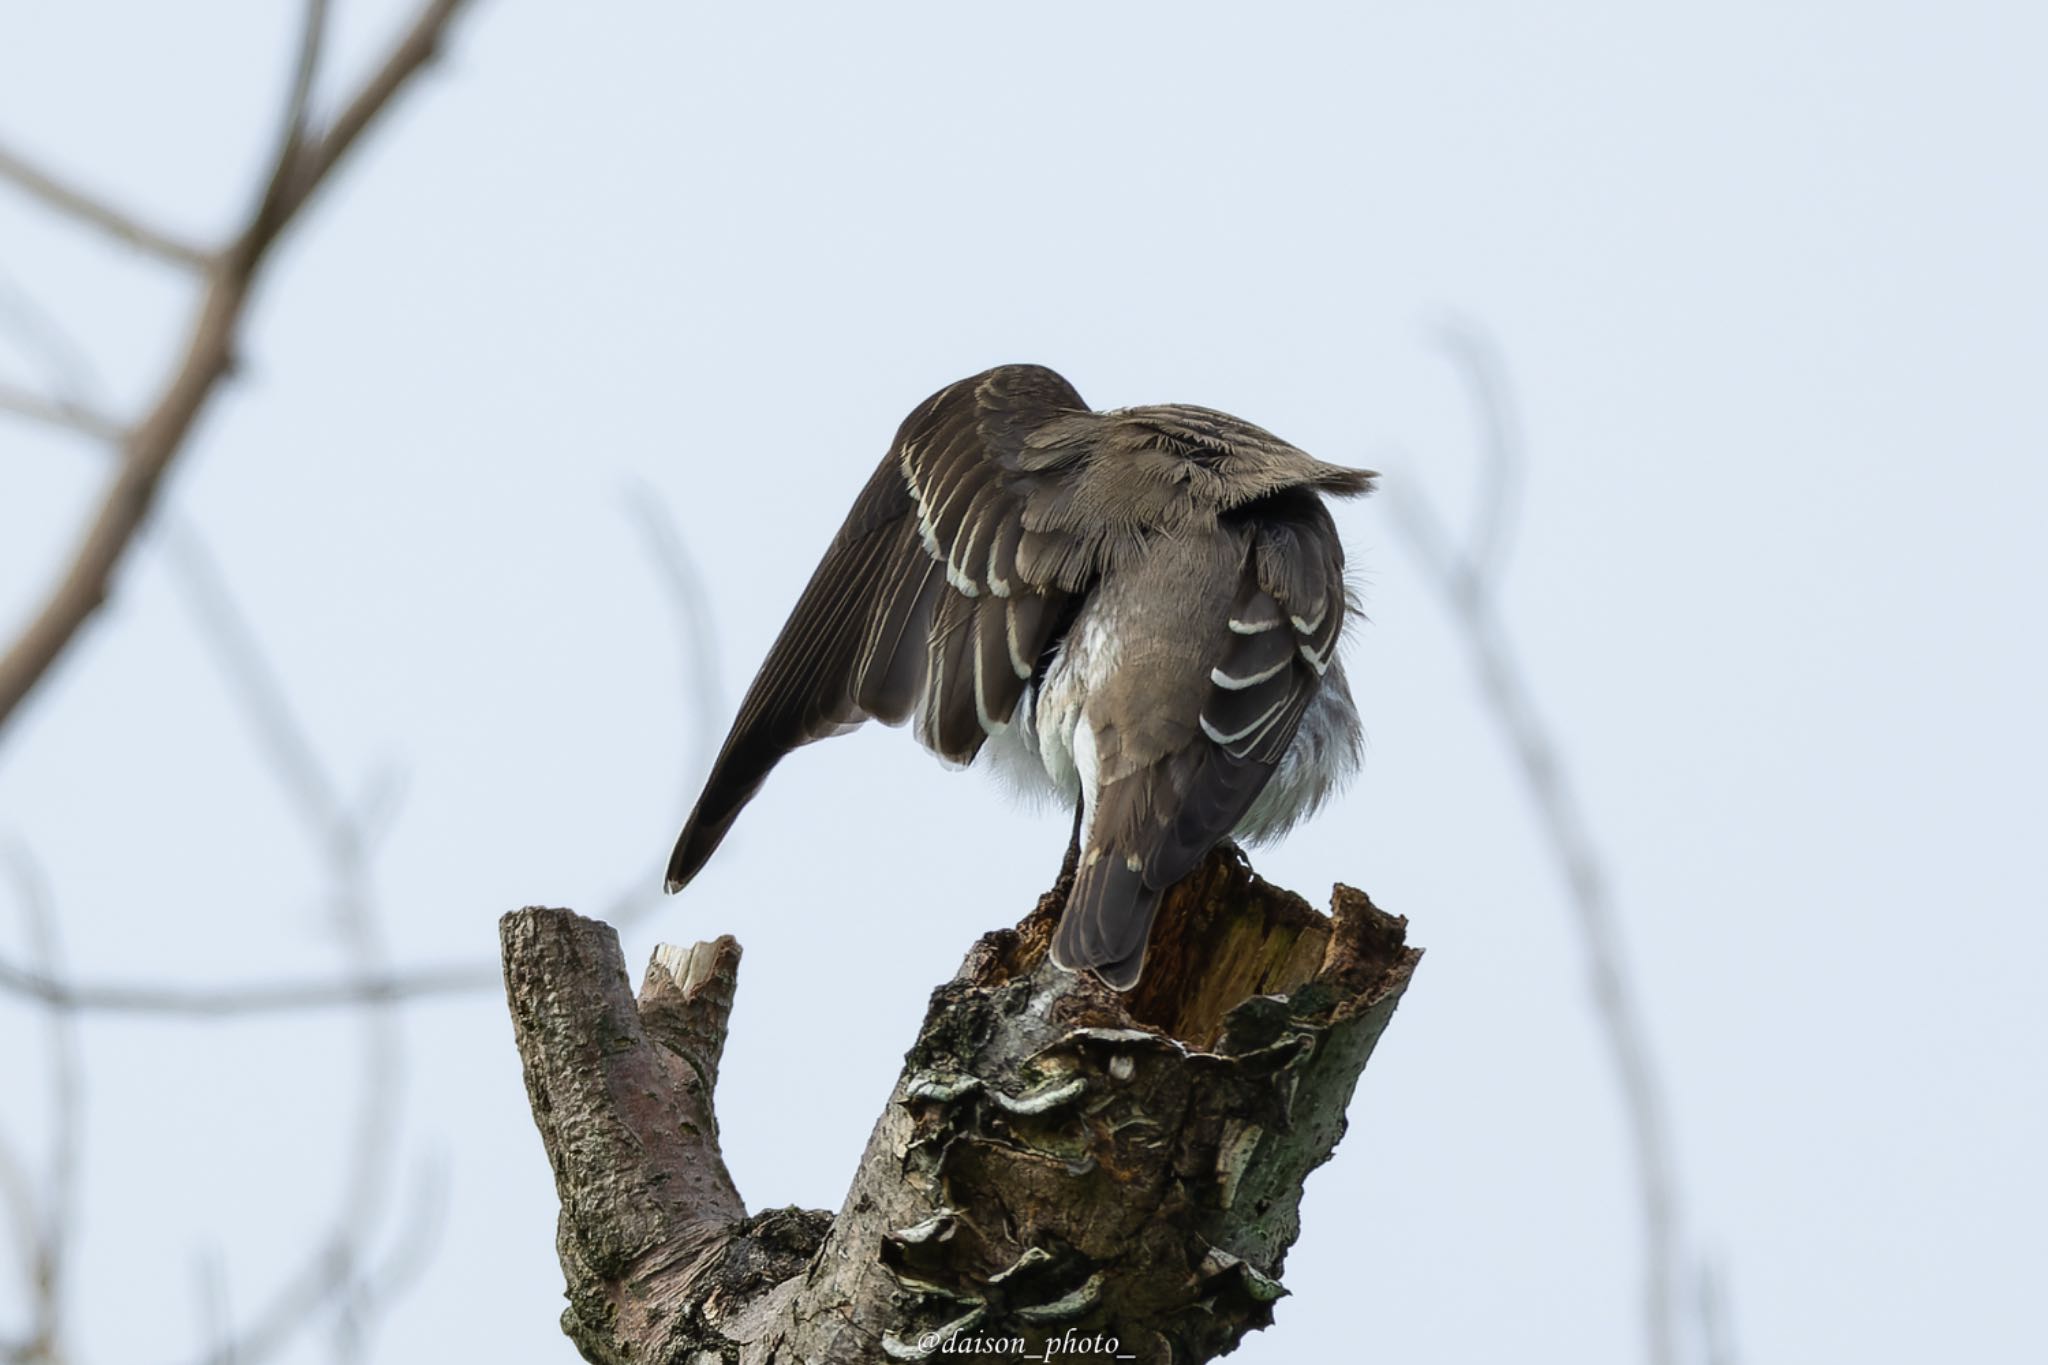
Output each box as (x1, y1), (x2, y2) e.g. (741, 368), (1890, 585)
(665, 364), (1373, 988)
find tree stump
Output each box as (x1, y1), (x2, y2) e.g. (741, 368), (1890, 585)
(501, 846), (1419, 1364)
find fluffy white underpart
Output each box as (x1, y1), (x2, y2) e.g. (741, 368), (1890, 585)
(974, 605), (1362, 844)
(1232, 666), (1361, 844)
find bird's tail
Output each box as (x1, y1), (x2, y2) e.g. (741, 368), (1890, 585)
(1050, 852), (1164, 991)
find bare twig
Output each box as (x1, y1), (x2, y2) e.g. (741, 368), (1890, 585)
(328, 1157), (448, 1364)
(608, 483), (725, 927)
(1387, 320), (1688, 1365)
(161, 506), (411, 1365)
(195, 1251), (234, 1365)
(0, 0), (480, 744)
(0, 377), (122, 443)
(0, 141), (211, 269)
(241, 0), (330, 252)
(0, 489), (717, 1018)
(272, 0), (471, 225)
(160, 525), (349, 842)
(624, 480), (726, 794)
(0, 1136), (37, 1357)
(190, 1238), (344, 1365)
(0, 398), (502, 1022)
(0, 264), (104, 396)
(179, 1159), (445, 1365)
(276, 1), (330, 174)
(0, 264), (125, 443)
(0, 6), (481, 1362)
(0, 846), (83, 1362)
(0, 955), (496, 1017)
(1430, 318), (1522, 582)
(1699, 1257), (1737, 1365)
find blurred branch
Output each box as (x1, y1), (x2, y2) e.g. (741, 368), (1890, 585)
(271, 0), (466, 224)
(0, 141), (211, 270)
(608, 483), (725, 928)
(268, 0), (330, 206)
(0, 265), (102, 389)
(194, 1251), (232, 1365)
(0, 846), (83, 1364)
(1387, 319), (1686, 1365)
(1699, 1257), (1737, 1365)
(0, 485), (720, 1018)
(183, 1159), (445, 1365)
(326, 1157), (448, 1364)
(0, 1138), (37, 1359)
(159, 525), (351, 844)
(162, 500), (411, 1365)
(624, 480), (726, 790)
(0, 0), (480, 744)
(0, 378), (122, 443)
(1433, 319), (1522, 582)
(0, 956), (495, 1017)
(0, 264), (125, 444)
(0, 6), (481, 1363)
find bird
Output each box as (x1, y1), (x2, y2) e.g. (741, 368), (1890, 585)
(665, 364), (1373, 988)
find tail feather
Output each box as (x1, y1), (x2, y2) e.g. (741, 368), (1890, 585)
(1051, 853), (1164, 988)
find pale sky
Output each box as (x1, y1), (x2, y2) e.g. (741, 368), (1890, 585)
(2, 3), (2043, 1363)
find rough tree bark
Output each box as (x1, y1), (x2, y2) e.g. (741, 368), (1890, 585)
(500, 847), (1419, 1364)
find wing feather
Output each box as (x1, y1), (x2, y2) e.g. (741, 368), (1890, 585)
(669, 364), (1372, 922)
(666, 365), (1088, 891)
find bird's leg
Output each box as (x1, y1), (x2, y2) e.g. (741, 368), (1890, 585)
(1053, 801), (1085, 893)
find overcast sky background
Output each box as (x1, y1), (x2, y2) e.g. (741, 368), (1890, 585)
(2, 2), (2043, 1362)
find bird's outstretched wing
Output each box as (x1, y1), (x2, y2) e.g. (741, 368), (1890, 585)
(664, 365), (1092, 892)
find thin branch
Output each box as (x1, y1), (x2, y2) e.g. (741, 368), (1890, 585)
(0, 141), (211, 270)
(0, 845), (83, 1362)
(609, 483), (725, 928)
(624, 480), (726, 794)
(0, 266), (126, 444)
(195, 1250), (234, 1365)
(1429, 317), (1523, 582)
(151, 405), (411, 1365)
(1388, 320), (1688, 1365)
(1699, 1255), (1739, 1365)
(0, 955), (496, 1017)
(246, 0), (330, 244)
(160, 524), (348, 841)
(0, 377), (122, 443)
(278, 1), (330, 163)
(0, 1134), (37, 1354)
(0, 10), (476, 1363)
(0, 489), (715, 1019)
(179, 1157), (445, 1365)
(325, 1157), (448, 1365)
(0, 0), (481, 745)
(190, 1239), (345, 1365)
(272, 0), (471, 226)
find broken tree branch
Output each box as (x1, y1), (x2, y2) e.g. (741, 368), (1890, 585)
(503, 848), (1418, 1365)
